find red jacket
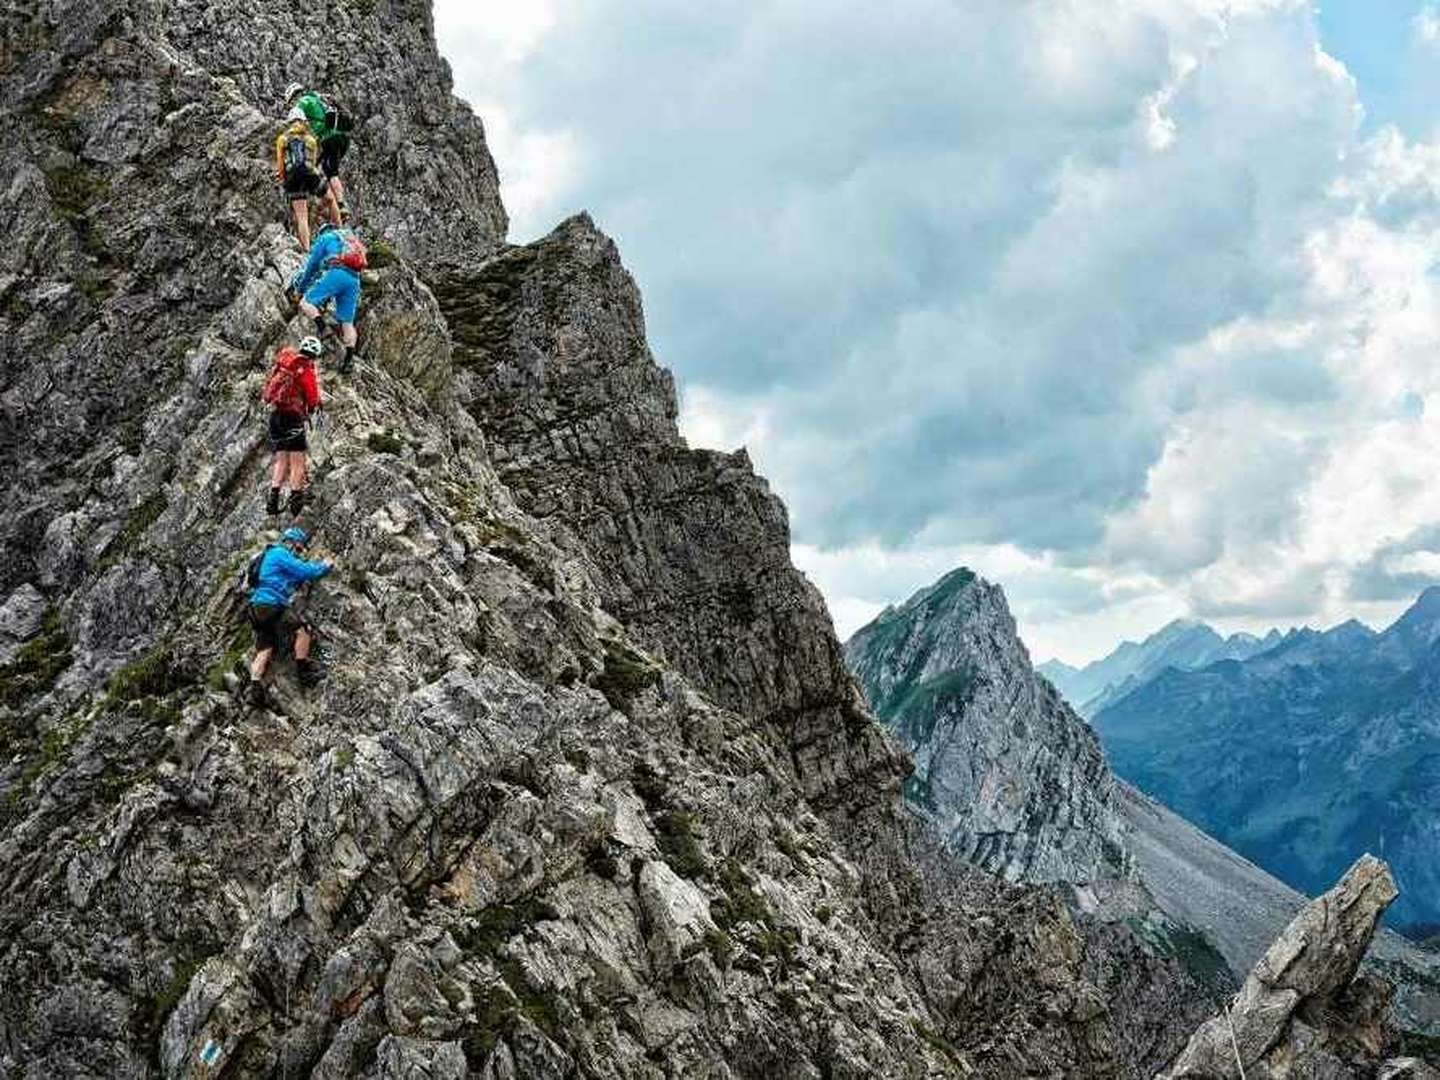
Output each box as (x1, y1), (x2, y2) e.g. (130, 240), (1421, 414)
(264, 348), (322, 416)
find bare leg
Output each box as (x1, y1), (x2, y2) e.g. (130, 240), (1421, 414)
(324, 180), (342, 225)
(292, 198), (311, 251)
(287, 451), (307, 493)
(293, 626), (313, 662)
(250, 646), (274, 681)
(270, 452), (288, 489)
(299, 298), (320, 321)
(341, 323), (357, 349)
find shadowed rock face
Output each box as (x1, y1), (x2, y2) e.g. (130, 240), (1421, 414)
(845, 568), (1129, 884)
(0, 3), (1222, 1077)
(1163, 855), (1428, 1079)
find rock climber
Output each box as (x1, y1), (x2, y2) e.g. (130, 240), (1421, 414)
(246, 526), (333, 705)
(289, 222), (367, 375)
(261, 336), (324, 516)
(273, 107), (336, 252)
(284, 82), (353, 222)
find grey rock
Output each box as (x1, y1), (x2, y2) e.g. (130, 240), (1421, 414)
(1162, 855), (1401, 1079)
(0, 584), (48, 665)
(846, 568), (1129, 884)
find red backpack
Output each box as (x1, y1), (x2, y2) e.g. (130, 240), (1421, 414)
(329, 230), (368, 272)
(262, 347), (311, 414)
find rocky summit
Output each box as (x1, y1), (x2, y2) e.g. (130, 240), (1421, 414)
(844, 568), (1129, 886)
(0, 2), (1272, 1077)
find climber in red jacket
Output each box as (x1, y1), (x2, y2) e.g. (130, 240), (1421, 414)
(261, 336), (324, 517)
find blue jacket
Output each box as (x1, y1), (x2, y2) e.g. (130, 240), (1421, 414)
(250, 544), (331, 608)
(290, 228), (354, 295)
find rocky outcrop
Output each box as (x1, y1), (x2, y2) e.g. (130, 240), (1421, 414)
(432, 221), (903, 815)
(845, 568), (1129, 884)
(0, 1), (1215, 1077)
(1162, 855), (1428, 1079)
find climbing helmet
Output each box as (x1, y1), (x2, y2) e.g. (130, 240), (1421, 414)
(281, 526), (310, 547)
(284, 82), (305, 104)
(298, 336), (324, 359)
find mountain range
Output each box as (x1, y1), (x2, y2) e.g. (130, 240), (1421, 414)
(1092, 587), (1440, 933)
(1039, 619), (1282, 717)
(845, 568), (1440, 1037)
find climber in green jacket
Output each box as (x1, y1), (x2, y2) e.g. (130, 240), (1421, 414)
(284, 82), (353, 221)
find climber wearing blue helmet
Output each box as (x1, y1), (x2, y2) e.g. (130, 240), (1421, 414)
(246, 526), (333, 705)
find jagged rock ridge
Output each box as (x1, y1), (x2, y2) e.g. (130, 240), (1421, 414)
(0, 2), (1217, 1077)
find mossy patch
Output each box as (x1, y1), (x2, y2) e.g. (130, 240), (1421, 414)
(366, 429), (404, 455)
(43, 162), (108, 222)
(0, 608), (72, 712)
(3, 712), (91, 818)
(100, 492), (167, 568)
(456, 897), (560, 960)
(366, 238), (399, 268)
(656, 810), (707, 880)
(204, 625), (251, 691)
(712, 858), (772, 930)
(104, 644), (187, 706)
(594, 637), (661, 712)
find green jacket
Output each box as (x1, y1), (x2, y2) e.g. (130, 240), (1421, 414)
(296, 92), (337, 142)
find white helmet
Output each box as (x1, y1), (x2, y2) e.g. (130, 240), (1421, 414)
(284, 81), (305, 103)
(286, 106), (306, 123)
(298, 336), (324, 358)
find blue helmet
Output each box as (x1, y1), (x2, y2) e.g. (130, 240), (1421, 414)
(281, 526), (310, 547)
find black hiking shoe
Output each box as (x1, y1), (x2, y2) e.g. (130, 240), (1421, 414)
(245, 679), (267, 708)
(288, 489), (306, 516)
(266, 488), (282, 515)
(296, 659), (323, 688)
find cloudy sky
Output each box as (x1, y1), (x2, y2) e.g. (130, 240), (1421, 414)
(433, 1), (1440, 664)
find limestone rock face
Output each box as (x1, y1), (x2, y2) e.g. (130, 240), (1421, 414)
(1, 2), (1216, 1077)
(1162, 855), (1421, 1079)
(846, 568), (1129, 884)
(433, 220), (905, 813)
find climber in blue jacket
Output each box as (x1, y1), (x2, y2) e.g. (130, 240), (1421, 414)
(287, 222), (367, 374)
(247, 526), (333, 705)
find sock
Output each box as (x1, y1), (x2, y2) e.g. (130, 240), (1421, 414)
(288, 488), (306, 515)
(266, 486), (281, 513)
(340, 345), (357, 372)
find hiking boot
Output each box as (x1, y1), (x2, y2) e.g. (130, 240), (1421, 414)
(296, 659), (323, 687)
(245, 679), (267, 708)
(266, 487), (282, 515)
(288, 488), (306, 516)
(338, 351), (355, 375)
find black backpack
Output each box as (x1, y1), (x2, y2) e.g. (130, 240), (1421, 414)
(282, 133), (309, 177)
(324, 104), (354, 135)
(242, 545), (276, 594)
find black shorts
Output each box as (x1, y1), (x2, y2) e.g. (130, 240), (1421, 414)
(268, 410), (307, 452)
(249, 603), (307, 652)
(283, 165), (326, 199)
(319, 135), (349, 180)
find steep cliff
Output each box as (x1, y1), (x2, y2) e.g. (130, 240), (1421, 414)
(0, 3), (1217, 1077)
